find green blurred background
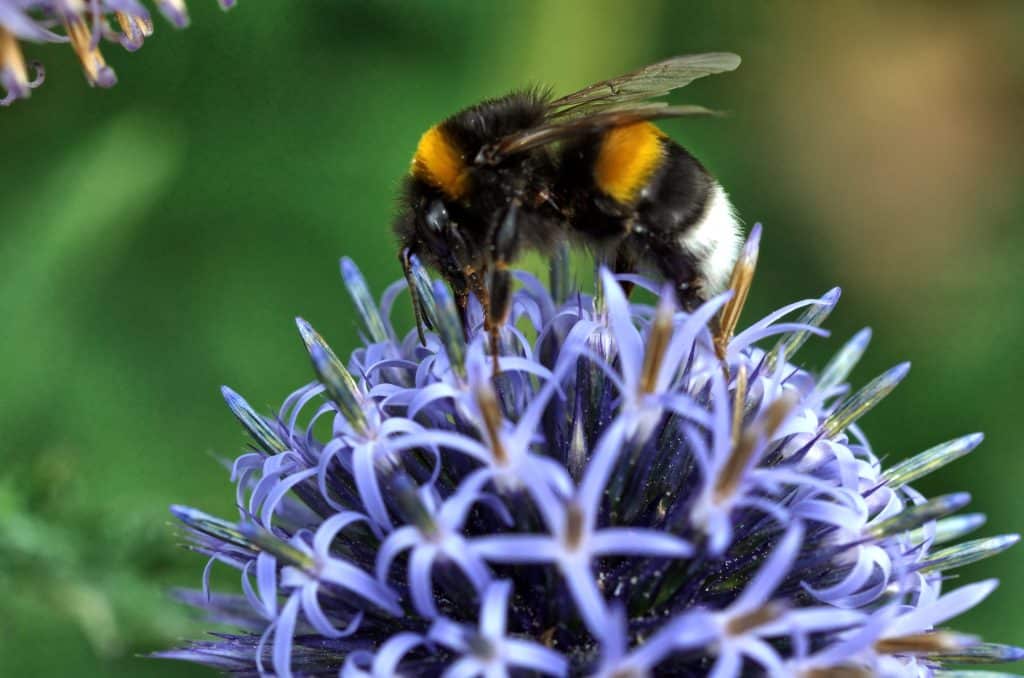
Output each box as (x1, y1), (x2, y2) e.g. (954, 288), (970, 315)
(1, 1), (1022, 675)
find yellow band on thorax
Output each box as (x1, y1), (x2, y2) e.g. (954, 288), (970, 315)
(411, 125), (468, 200)
(594, 122), (666, 205)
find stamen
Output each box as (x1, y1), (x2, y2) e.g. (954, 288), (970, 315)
(715, 391), (796, 501)
(115, 11), (154, 51)
(467, 633), (497, 659)
(639, 291), (675, 394)
(730, 364), (749, 449)
(0, 28), (31, 100)
(64, 14), (117, 88)
(726, 603), (782, 636)
(715, 223), (761, 360)
(875, 631), (978, 655)
(803, 669), (871, 678)
(564, 502), (585, 551)
(474, 381), (507, 465)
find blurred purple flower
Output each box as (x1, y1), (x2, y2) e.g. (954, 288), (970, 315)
(160, 229), (1022, 676)
(0, 0), (234, 105)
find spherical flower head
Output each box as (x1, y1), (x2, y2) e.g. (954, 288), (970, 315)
(0, 0), (235, 106)
(159, 228), (1022, 677)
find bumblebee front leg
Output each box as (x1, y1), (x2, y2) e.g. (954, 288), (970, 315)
(449, 271), (472, 339)
(483, 203), (521, 373)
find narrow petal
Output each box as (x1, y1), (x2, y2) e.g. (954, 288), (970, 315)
(376, 525), (419, 582)
(590, 528), (692, 559)
(562, 562), (608, 636)
(471, 535), (561, 564)
(272, 594), (301, 678)
(372, 632), (426, 677)
(576, 419), (629, 521)
(480, 580), (511, 639)
(312, 510), (369, 559)
(709, 645), (742, 678)
(600, 268), (643, 387)
(504, 638), (569, 676)
(885, 580), (999, 637)
(409, 545), (440, 618)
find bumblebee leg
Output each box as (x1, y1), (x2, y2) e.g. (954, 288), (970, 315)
(465, 268), (502, 374)
(400, 248), (429, 346)
(466, 268), (491, 332)
(633, 233), (702, 310)
(613, 246), (638, 299)
(487, 265), (512, 366)
(657, 248), (702, 311)
(449, 273), (471, 339)
(485, 203), (524, 374)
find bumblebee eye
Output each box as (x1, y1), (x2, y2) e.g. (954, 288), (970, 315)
(425, 200), (450, 233)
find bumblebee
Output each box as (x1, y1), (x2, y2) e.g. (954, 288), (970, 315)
(394, 53), (743, 349)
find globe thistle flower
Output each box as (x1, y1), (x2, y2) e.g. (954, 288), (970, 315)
(0, 0), (234, 106)
(159, 226), (1023, 676)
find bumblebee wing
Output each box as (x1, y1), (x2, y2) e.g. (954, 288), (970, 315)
(476, 104), (720, 164)
(547, 52), (741, 118)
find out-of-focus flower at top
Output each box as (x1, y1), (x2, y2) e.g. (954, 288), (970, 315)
(157, 230), (1023, 676)
(0, 0), (235, 106)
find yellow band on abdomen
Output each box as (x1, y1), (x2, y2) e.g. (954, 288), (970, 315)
(594, 122), (666, 205)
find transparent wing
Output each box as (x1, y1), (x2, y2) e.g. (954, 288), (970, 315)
(548, 52), (741, 118)
(476, 104), (721, 165)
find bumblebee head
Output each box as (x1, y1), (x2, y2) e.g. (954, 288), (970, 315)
(396, 123), (532, 277)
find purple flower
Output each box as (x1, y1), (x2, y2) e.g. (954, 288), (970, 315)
(0, 0), (235, 105)
(427, 580), (568, 677)
(159, 231), (1021, 676)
